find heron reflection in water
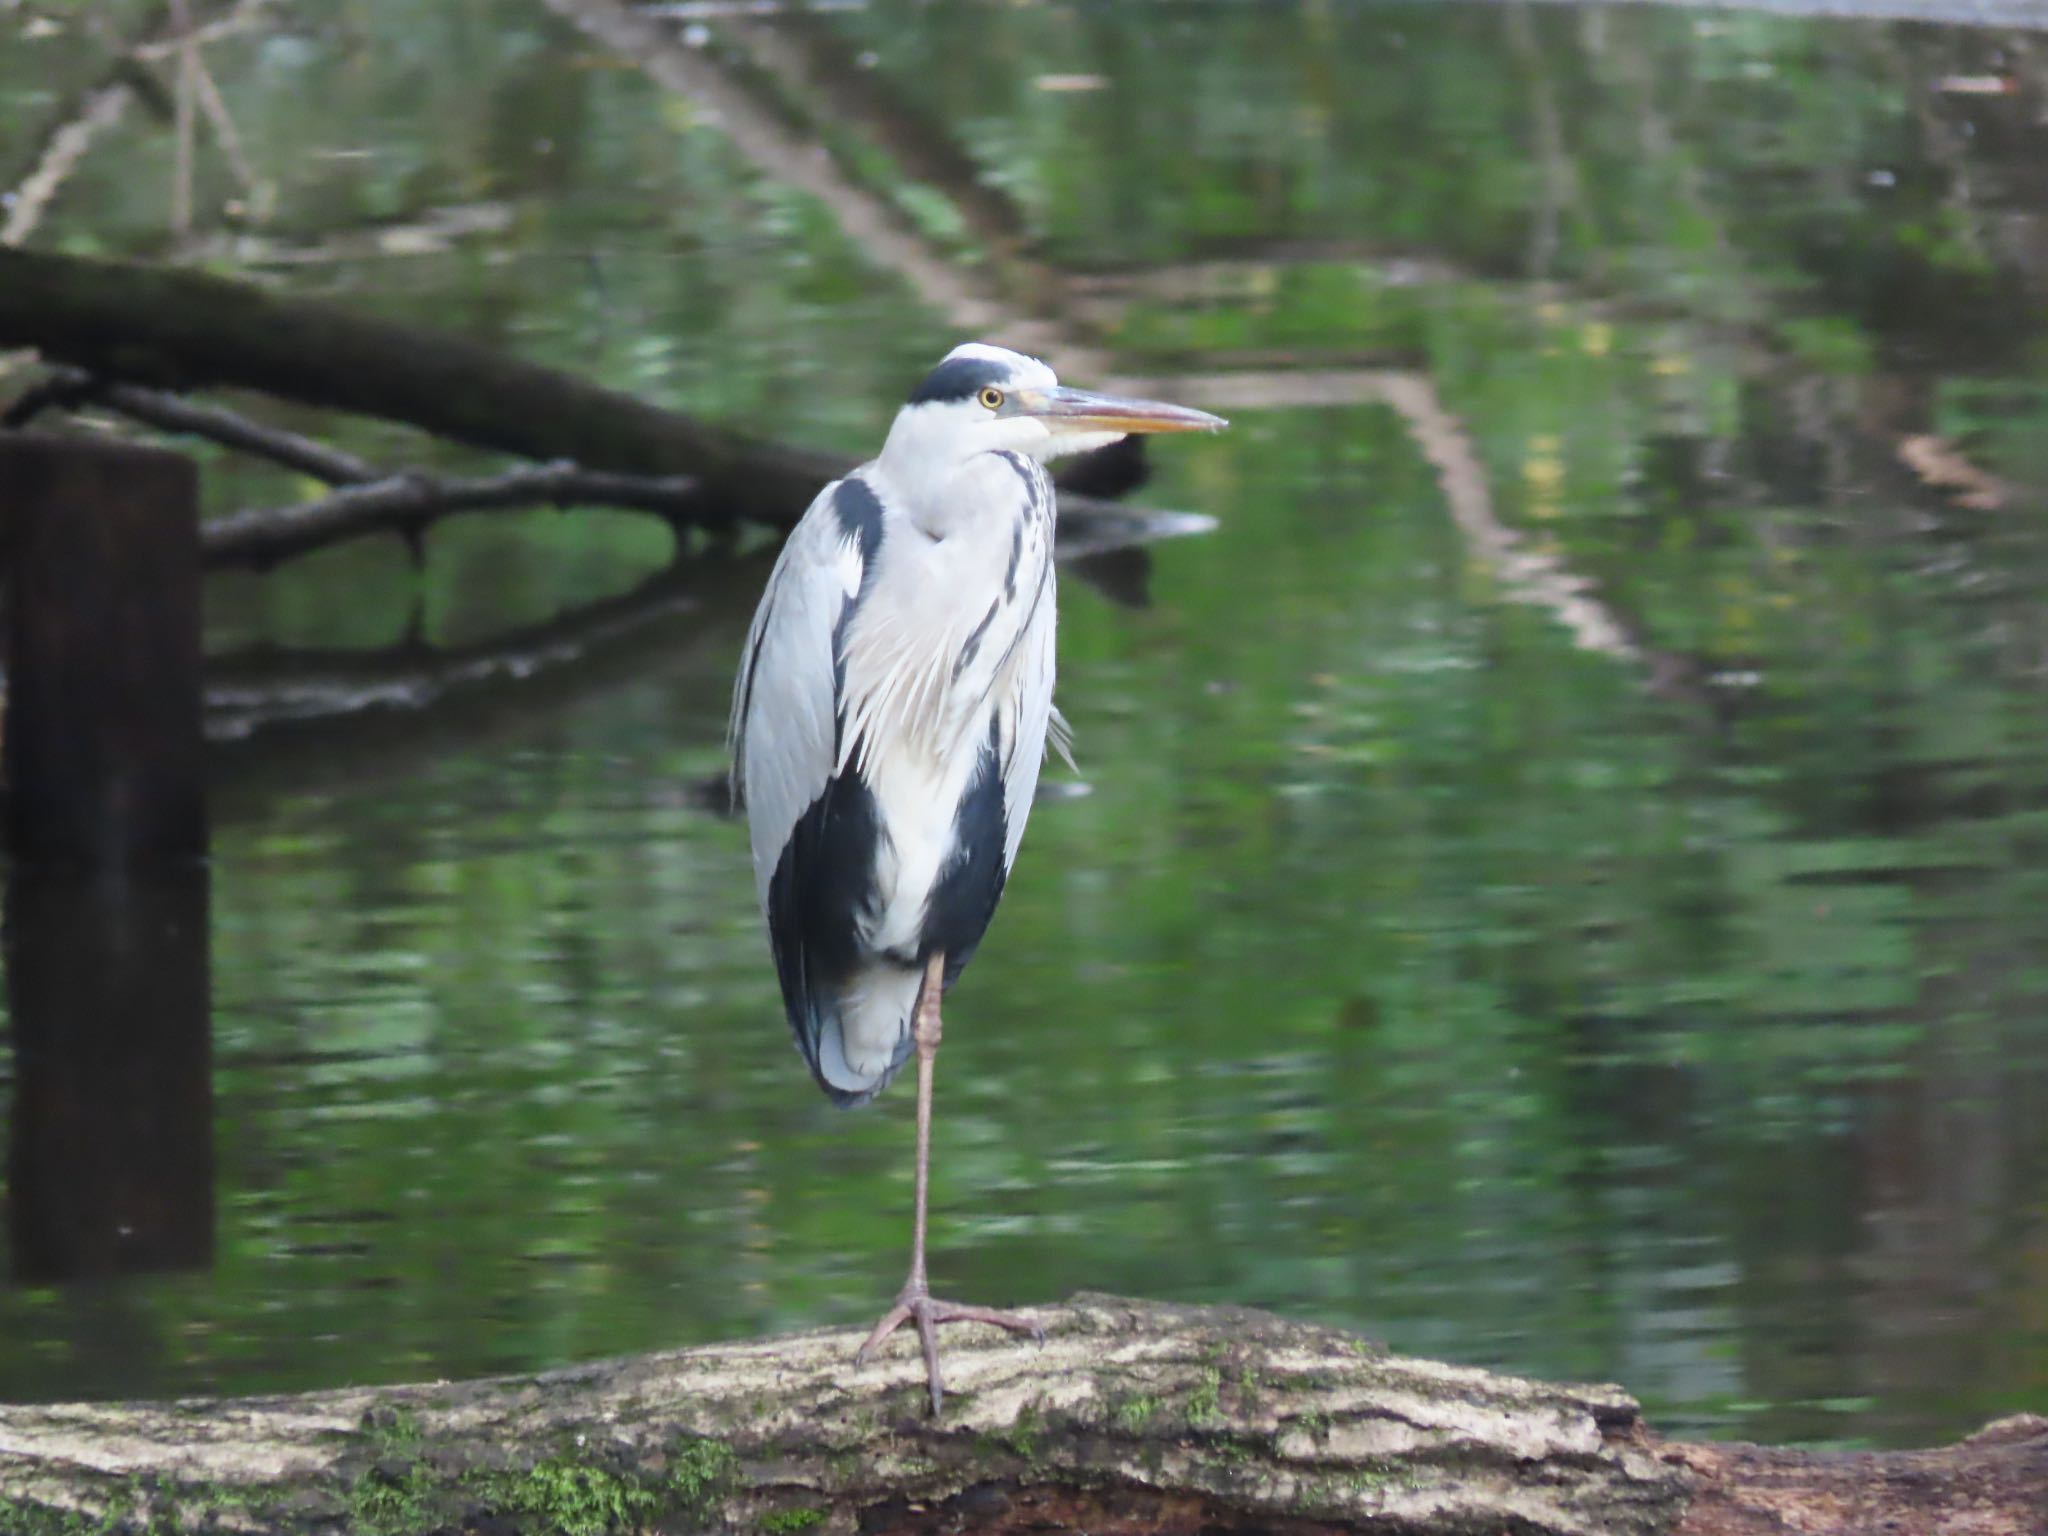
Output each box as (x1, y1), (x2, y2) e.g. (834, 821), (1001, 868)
(731, 343), (1226, 1413)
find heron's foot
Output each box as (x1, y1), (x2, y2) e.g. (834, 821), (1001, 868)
(853, 1281), (1045, 1416)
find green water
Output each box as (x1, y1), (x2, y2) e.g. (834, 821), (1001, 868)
(3, 0), (2047, 1449)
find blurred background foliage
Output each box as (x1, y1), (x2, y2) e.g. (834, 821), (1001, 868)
(2, 0), (2046, 1448)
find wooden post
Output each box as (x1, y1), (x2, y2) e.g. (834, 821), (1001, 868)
(0, 432), (206, 865)
(5, 865), (214, 1282)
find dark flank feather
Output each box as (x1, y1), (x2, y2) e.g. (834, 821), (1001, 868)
(921, 716), (1011, 989)
(765, 765), (916, 1106)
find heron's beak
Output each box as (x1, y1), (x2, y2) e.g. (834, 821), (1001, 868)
(1019, 385), (1229, 437)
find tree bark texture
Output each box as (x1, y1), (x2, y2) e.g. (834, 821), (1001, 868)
(0, 1295), (2041, 1535)
(0, 247), (1174, 548)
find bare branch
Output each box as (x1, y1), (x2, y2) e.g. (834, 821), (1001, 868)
(203, 462), (702, 569)
(170, 0), (197, 236)
(187, 32), (266, 213)
(0, 0), (241, 247)
(0, 369), (95, 429)
(13, 367), (380, 483)
(1, 83), (134, 248)
(131, 0), (276, 62)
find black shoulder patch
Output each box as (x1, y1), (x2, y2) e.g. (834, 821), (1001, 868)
(920, 715), (1011, 988)
(906, 354), (1012, 406)
(833, 476), (886, 563)
(829, 478), (887, 755)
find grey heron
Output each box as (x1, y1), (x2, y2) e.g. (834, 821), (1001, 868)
(730, 342), (1226, 1413)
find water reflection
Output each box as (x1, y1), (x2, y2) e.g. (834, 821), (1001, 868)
(5, 868), (213, 1282)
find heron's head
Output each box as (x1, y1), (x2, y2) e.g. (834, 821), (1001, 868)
(880, 343), (1227, 474)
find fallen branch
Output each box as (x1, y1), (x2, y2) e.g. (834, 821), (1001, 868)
(0, 246), (1173, 544)
(1, 1295), (2040, 1536)
(0, 244), (828, 525)
(202, 461), (701, 568)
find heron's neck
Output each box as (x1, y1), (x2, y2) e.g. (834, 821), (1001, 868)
(873, 450), (1027, 542)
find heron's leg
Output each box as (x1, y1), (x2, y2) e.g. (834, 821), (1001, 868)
(853, 951), (1043, 1415)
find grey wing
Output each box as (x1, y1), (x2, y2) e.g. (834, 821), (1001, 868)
(729, 479), (867, 911)
(999, 552), (1061, 876)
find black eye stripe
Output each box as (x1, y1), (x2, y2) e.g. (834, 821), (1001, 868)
(906, 355), (1013, 406)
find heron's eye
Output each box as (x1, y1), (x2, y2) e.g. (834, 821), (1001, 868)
(977, 386), (1004, 411)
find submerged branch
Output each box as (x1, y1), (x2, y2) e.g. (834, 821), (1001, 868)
(1122, 367), (1713, 705)
(1369, 371), (1646, 664)
(204, 557), (720, 742)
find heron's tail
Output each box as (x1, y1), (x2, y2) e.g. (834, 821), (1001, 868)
(791, 956), (924, 1107)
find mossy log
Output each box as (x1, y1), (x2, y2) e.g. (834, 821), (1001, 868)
(2, 1295), (2042, 1536)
